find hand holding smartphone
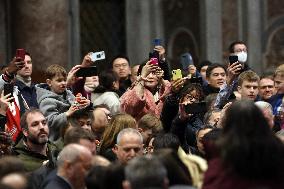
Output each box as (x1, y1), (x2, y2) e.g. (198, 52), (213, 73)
(172, 69), (182, 80)
(184, 101), (206, 114)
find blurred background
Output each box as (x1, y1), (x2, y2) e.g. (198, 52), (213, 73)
(1, 0), (284, 82)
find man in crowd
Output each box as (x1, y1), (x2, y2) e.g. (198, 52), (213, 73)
(258, 76), (275, 100)
(111, 55), (132, 95)
(113, 128), (143, 164)
(13, 109), (58, 172)
(237, 70), (260, 100)
(44, 144), (92, 189)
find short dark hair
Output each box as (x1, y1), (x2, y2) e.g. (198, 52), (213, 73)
(152, 133), (180, 152)
(205, 63), (226, 78)
(94, 70), (119, 93)
(228, 40), (246, 53)
(63, 127), (95, 145)
(111, 54), (130, 66)
(20, 108), (43, 130)
(197, 60), (212, 72)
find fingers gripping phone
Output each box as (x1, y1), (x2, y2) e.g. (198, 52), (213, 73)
(172, 69), (182, 80)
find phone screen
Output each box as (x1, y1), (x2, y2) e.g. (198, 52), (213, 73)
(229, 55), (238, 64)
(4, 83), (14, 102)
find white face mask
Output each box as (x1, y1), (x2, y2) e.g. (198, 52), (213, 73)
(236, 51), (247, 63)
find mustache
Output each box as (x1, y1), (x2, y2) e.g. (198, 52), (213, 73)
(38, 131), (48, 136)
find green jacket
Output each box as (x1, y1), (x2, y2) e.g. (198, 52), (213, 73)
(13, 139), (59, 172)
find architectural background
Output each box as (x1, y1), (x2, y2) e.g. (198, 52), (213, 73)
(1, 0), (284, 82)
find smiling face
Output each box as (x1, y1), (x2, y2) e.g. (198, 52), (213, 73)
(207, 67), (226, 88)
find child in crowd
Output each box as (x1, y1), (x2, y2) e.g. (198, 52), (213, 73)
(36, 64), (90, 141)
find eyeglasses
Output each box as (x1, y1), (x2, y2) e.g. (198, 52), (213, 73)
(184, 94), (200, 102)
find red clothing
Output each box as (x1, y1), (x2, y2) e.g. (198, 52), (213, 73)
(120, 81), (171, 120)
(202, 157), (284, 189)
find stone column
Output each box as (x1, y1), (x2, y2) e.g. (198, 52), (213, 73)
(244, 0), (263, 74)
(126, 0), (164, 65)
(0, 0), (10, 65)
(11, 0), (70, 82)
(200, 0), (222, 63)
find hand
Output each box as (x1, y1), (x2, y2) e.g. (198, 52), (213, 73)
(0, 131), (12, 145)
(178, 103), (192, 121)
(171, 78), (186, 93)
(0, 92), (13, 116)
(153, 46), (166, 61)
(81, 53), (93, 67)
(65, 104), (79, 117)
(66, 65), (83, 87)
(188, 65), (197, 75)
(76, 96), (90, 109)
(227, 62), (243, 85)
(6, 57), (25, 75)
(141, 61), (159, 78)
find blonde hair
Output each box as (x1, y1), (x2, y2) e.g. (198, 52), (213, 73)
(100, 113), (137, 151)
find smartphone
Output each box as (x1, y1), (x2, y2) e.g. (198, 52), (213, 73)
(153, 38), (162, 46)
(16, 49), (25, 60)
(90, 51), (105, 62)
(150, 58), (158, 65)
(4, 83), (14, 102)
(172, 69), (182, 80)
(180, 53), (194, 70)
(184, 101), (206, 114)
(229, 55), (238, 64)
(76, 66), (98, 77)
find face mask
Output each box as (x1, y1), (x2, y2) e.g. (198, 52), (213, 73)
(236, 51), (247, 63)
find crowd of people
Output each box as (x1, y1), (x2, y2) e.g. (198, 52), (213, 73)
(0, 40), (284, 189)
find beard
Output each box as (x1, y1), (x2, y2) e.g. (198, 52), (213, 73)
(27, 131), (48, 145)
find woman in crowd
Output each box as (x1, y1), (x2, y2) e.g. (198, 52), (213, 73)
(120, 61), (171, 121)
(202, 100), (284, 189)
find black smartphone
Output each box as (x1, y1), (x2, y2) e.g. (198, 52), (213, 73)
(75, 66), (98, 77)
(184, 101), (207, 114)
(4, 83), (14, 97)
(229, 55), (238, 64)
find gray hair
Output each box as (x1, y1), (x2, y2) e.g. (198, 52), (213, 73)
(116, 128), (143, 144)
(255, 101), (273, 115)
(57, 144), (90, 168)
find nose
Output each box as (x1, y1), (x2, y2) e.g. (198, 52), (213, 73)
(129, 149), (136, 157)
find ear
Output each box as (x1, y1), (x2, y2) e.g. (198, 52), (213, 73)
(237, 85), (241, 93)
(46, 79), (51, 87)
(22, 129), (28, 138)
(137, 127), (143, 133)
(112, 144), (118, 155)
(122, 180), (131, 189)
